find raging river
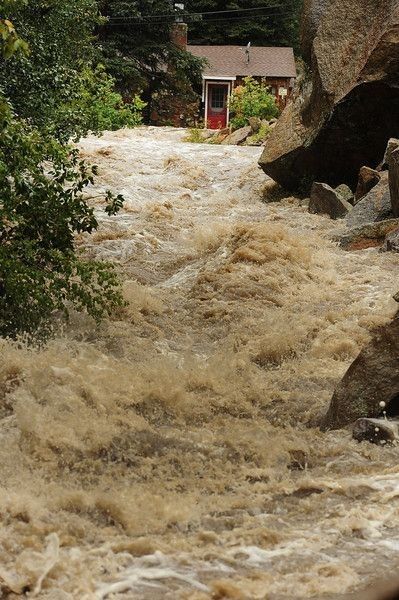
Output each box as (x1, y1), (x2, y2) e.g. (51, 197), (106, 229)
(1, 127), (399, 599)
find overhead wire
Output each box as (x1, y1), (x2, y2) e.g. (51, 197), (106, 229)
(107, 4), (287, 22)
(106, 10), (294, 27)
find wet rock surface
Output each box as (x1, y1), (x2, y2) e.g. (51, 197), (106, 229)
(339, 218), (399, 251)
(383, 228), (399, 252)
(309, 182), (352, 219)
(346, 173), (393, 229)
(352, 418), (399, 445)
(388, 146), (399, 217)
(221, 126), (252, 146)
(322, 315), (399, 430)
(259, 0), (399, 190)
(355, 167), (381, 203)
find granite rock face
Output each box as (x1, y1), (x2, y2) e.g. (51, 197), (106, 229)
(346, 172), (392, 228)
(259, 0), (399, 191)
(309, 182), (352, 219)
(355, 167), (381, 203)
(321, 315), (399, 430)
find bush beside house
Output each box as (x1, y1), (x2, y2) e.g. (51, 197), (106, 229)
(229, 77), (279, 130)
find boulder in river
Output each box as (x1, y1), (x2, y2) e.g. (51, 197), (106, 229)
(383, 137), (399, 167)
(388, 146), (399, 217)
(259, 1), (399, 191)
(355, 167), (381, 203)
(382, 228), (399, 252)
(335, 184), (354, 206)
(346, 172), (392, 229)
(222, 126), (252, 146)
(352, 418), (399, 445)
(321, 315), (399, 430)
(309, 182), (352, 219)
(339, 218), (399, 251)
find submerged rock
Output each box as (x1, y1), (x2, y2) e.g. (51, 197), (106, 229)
(339, 218), (399, 251)
(321, 315), (399, 430)
(352, 418), (399, 444)
(309, 182), (352, 219)
(259, 1), (399, 191)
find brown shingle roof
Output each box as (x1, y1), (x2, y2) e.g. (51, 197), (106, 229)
(188, 45), (296, 79)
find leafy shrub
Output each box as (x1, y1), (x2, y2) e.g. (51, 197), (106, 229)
(52, 66), (146, 140)
(229, 77), (279, 131)
(0, 100), (126, 338)
(246, 122), (271, 146)
(185, 128), (206, 143)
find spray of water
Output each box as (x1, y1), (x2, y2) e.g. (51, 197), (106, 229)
(0, 127), (398, 598)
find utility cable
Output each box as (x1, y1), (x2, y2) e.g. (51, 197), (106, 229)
(107, 4), (286, 22)
(106, 10), (294, 26)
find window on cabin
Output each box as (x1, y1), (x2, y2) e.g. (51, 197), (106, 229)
(210, 86), (227, 112)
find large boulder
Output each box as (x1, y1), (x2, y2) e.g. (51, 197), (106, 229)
(355, 167), (381, 203)
(309, 182), (352, 219)
(388, 146), (399, 217)
(259, 1), (399, 191)
(321, 314), (399, 430)
(222, 126), (251, 146)
(340, 218), (399, 250)
(346, 172), (392, 228)
(382, 228), (399, 252)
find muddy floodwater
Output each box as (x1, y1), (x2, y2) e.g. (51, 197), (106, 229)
(2, 127), (399, 599)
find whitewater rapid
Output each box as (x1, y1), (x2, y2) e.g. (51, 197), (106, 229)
(0, 127), (399, 599)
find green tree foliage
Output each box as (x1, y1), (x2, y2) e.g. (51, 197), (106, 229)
(0, 6), (127, 338)
(185, 0), (302, 51)
(51, 66), (146, 140)
(0, 0), (146, 141)
(98, 1), (204, 119)
(0, 102), (126, 338)
(229, 77), (279, 130)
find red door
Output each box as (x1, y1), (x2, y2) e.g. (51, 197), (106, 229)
(207, 83), (229, 129)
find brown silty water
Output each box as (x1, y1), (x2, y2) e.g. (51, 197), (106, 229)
(1, 127), (399, 599)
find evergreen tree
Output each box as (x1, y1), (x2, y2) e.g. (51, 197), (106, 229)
(98, 0), (204, 121)
(185, 0), (302, 51)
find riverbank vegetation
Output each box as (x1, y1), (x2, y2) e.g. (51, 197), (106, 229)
(0, 0), (302, 339)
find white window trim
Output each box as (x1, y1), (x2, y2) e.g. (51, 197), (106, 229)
(203, 75), (237, 81)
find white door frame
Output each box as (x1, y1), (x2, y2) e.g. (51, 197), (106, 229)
(203, 77), (236, 128)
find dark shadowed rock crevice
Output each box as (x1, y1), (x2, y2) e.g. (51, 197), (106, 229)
(259, 0), (399, 191)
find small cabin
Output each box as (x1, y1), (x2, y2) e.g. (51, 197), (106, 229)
(188, 44), (297, 129)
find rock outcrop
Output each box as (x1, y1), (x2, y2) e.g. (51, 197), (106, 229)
(382, 228), (399, 252)
(309, 182), (352, 219)
(321, 314), (399, 430)
(259, 1), (399, 191)
(388, 147), (399, 217)
(339, 219), (399, 250)
(346, 172), (392, 229)
(221, 126), (251, 146)
(355, 167), (381, 203)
